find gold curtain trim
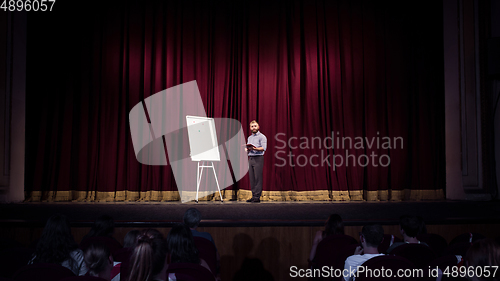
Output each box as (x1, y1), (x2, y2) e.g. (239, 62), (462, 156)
(365, 189), (445, 201)
(26, 188), (444, 202)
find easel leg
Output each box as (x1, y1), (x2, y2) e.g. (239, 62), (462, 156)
(211, 162), (223, 202)
(196, 161), (203, 203)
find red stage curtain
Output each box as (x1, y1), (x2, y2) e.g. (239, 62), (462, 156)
(25, 0), (445, 201)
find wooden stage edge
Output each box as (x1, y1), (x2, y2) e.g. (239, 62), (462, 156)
(0, 200), (499, 227)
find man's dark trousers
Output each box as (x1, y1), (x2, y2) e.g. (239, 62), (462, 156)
(248, 155), (264, 198)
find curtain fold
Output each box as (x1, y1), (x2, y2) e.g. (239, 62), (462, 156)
(25, 0), (445, 202)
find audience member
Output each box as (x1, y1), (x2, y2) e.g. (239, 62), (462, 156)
(465, 238), (500, 281)
(29, 214), (88, 276)
(167, 223), (211, 272)
(123, 230), (140, 249)
(84, 242), (114, 280)
(183, 207), (220, 276)
(126, 229), (168, 281)
(309, 214), (344, 262)
(386, 215), (428, 253)
(342, 224), (385, 281)
(82, 215), (119, 241)
(80, 215), (122, 256)
(183, 208), (216, 246)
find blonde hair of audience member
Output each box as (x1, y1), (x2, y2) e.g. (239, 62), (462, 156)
(126, 229), (168, 281)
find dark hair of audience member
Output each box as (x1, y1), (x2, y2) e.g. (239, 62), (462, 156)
(85, 215), (115, 238)
(361, 224), (384, 248)
(167, 223), (200, 264)
(399, 215), (421, 238)
(183, 208), (202, 229)
(126, 229), (167, 281)
(124, 229), (140, 248)
(465, 239), (500, 281)
(33, 214), (79, 264)
(84, 242), (113, 279)
(324, 214), (344, 236)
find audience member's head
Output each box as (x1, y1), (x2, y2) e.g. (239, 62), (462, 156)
(360, 224), (384, 248)
(87, 215), (115, 237)
(84, 242), (114, 280)
(127, 229), (168, 281)
(33, 214), (78, 264)
(324, 214), (344, 236)
(465, 239), (500, 281)
(399, 215), (421, 238)
(183, 208), (202, 229)
(167, 223), (200, 264)
(124, 230), (140, 248)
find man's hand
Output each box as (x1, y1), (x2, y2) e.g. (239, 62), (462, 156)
(354, 246), (363, 255)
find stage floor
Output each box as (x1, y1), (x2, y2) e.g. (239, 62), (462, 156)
(1, 200), (499, 227)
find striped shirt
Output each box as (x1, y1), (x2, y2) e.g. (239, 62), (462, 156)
(247, 131), (267, 156)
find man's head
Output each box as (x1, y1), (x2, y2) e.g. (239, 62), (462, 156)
(399, 215), (421, 238)
(250, 120), (259, 134)
(183, 208), (202, 229)
(360, 224), (384, 248)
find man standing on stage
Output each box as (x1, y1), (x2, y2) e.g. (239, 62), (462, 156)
(246, 120), (267, 203)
